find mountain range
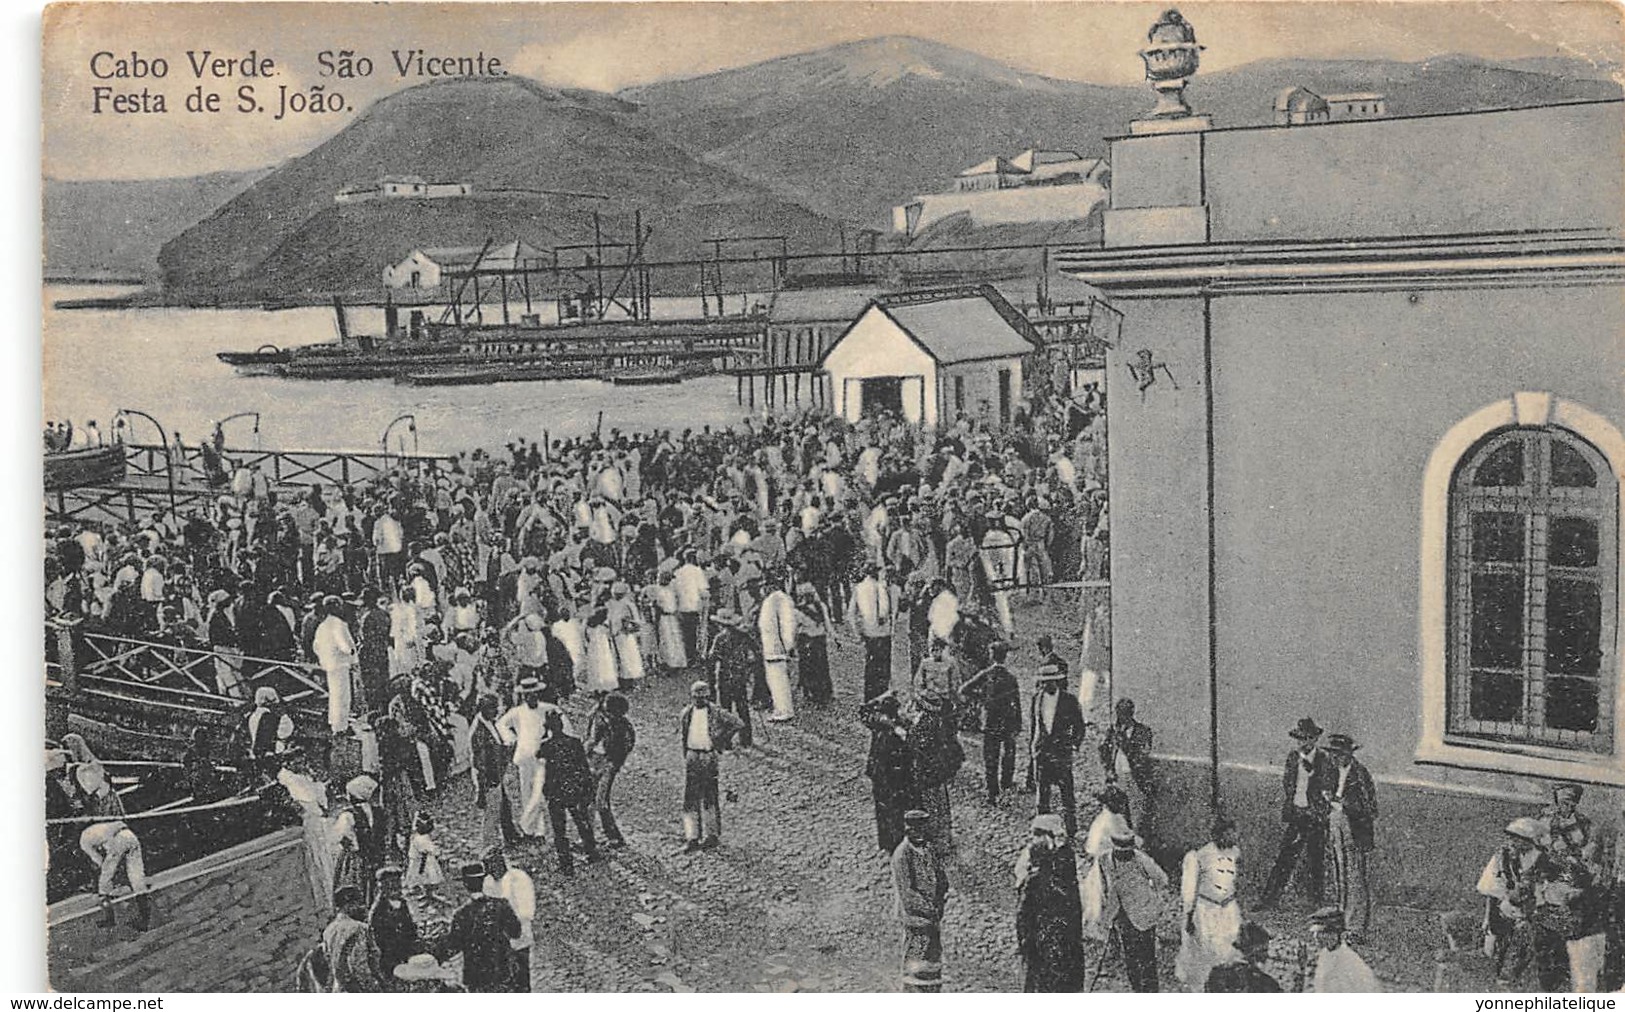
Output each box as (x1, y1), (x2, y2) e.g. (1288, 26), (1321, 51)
(41, 36), (1623, 299)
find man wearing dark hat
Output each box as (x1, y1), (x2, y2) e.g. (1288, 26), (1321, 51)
(439, 862), (522, 992)
(469, 694), (512, 849)
(1030, 664), (1086, 838)
(861, 691), (913, 854)
(1308, 905), (1378, 991)
(1015, 813), (1086, 992)
(892, 810), (949, 992)
(1259, 717), (1330, 909)
(705, 607), (757, 749)
(323, 884), (385, 992)
(536, 710), (602, 873)
(679, 680), (742, 852)
(355, 586), (392, 718)
(1099, 698), (1156, 839)
(908, 689), (964, 858)
(367, 865), (418, 977)
(1324, 733), (1377, 941)
(1204, 922), (1282, 992)
(959, 641), (1021, 804)
(482, 847), (535, 992)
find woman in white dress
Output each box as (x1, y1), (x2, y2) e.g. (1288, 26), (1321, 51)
(388, 585), (422, 676)
(650, 570), (687, 673)
(549, 607), (586, 692)
(583, 607), (621, 693)
(277, 760), (336, 913)
(608, 582), (646, 688)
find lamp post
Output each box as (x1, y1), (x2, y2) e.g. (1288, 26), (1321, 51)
(115, 407), (178, 518)
(214, 411), (261, 451)
(380, 414), (418, 464)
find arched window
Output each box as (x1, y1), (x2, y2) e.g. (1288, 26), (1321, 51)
(1448, 426), (1618, 752)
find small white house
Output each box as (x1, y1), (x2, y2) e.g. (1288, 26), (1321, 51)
(819, 288), (1037, 428)
(383, 240), (547, 289)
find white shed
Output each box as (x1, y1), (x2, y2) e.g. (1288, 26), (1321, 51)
(819, 289), (1037, 428)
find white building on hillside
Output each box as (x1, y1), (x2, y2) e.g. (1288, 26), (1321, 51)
(337, 175), (472, 204)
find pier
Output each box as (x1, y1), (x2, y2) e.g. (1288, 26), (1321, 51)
(47, 443), (456, 525)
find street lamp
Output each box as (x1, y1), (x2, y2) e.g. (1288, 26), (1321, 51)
(380, 414), (418, 463)
(213, 411), (261, 451)
(114, 407), (178, 518)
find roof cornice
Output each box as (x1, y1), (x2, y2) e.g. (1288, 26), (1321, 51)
(1054, 229), (1625, 297)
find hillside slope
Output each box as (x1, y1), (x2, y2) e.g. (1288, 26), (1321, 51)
(156, 76), (841, 299)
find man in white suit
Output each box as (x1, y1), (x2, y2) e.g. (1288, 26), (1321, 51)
(848, 563), (895, 701)
(757, 574), (797, 722)
(313, 595), (357, 734)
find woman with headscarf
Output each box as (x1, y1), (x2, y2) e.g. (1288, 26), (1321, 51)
(793, 582), (835, 706)
(607, 581), (646, 690)
(583, 607), (621, 694)
(389, 585), (423, 677)
(1015, 813), (1087, 992)
(649, 568), (687, 674)
(277, 751), (337, 914)
(549, 605), (586, 699)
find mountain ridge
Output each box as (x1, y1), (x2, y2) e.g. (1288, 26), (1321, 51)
(44, 38), (1622, 296)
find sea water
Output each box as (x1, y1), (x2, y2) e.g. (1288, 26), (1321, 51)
(42, 285), (757, 456)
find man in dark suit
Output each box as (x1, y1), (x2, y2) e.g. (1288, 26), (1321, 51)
(1324, 733), (1377, 940)
(1099, 698), (1157, 838)
(1028, 664), (1086, 837)
(468, 694), (512, 849)
(438, 862), (522, 992)
(1259, 717), (1331, 909)
(960, 641), (1021, 803)
(534, 710), (602, 874)
(354, 587), (391, 717)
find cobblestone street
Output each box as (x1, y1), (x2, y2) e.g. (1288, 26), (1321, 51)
(396, 596), (1475, 993)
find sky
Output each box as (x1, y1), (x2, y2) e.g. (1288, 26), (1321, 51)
(41, 1), (1625, 180)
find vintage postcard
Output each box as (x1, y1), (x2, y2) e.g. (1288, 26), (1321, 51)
(38, 0), (1625, 994)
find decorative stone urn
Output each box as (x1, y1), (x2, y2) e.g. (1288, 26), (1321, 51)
(1139, 9), (1204, 119)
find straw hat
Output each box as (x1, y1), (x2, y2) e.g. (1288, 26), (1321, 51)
(394, 954), (455, 983)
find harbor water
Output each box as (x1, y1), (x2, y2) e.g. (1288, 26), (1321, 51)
(42, 285), (757, 455)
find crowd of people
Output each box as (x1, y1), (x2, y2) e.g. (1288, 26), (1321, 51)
(45, 390), (1123, 989)
(49, 383), (1625, 994)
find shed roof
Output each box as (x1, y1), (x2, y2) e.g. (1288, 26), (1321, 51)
(958, 156), (1027, 177)
(1009, 149), (1085, 172)
(881, 296), (1036, 364)
(768, 286), (888, 322)
(416, 240), (548, 272)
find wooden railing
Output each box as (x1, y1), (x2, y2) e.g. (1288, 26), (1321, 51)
(74, 632), (328, 710)
(124, 443), (455, 488)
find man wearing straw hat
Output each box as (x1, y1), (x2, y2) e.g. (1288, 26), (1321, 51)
(496, 676), (561, 841)
(892, 810), (949, 992)
(391, 953), (465, 993)
(1087, 824), (1167, 992)
(1029, 662), (1085, 838)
